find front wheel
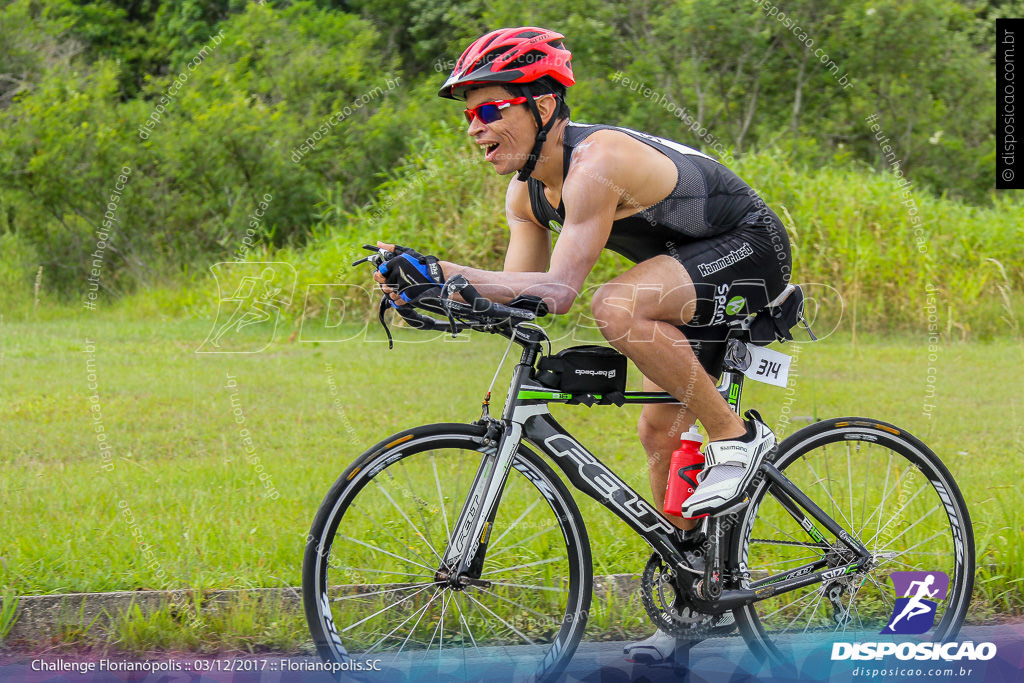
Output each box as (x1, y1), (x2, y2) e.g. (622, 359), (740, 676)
(733, 418), (974, 658)
(302, 423), (592, 682)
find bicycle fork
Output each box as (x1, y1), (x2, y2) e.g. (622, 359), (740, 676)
(435, 363), (535, 587)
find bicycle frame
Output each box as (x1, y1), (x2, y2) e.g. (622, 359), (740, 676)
(437, 332), (872, 614)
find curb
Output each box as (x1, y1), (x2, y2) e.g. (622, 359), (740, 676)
(1, 586), (302, 644)
(1, 575), (641, 645)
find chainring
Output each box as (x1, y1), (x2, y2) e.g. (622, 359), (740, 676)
(640, 552), (730, 639)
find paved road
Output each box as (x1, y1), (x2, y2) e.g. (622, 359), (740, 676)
(1, 626), (1021, 683)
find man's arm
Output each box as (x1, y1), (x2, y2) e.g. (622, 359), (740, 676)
(503, 178), (551, 273)
(438, 144), (620, 314)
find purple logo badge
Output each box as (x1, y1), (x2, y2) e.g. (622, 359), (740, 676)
(881, 571), (949, 635)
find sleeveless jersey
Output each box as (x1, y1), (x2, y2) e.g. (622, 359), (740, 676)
(527, 122), (777, 263)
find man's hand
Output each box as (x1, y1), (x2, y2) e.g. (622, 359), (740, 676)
(372, 241), (445, 305)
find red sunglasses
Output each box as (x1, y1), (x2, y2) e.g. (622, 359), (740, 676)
(463, 95), (547, 124)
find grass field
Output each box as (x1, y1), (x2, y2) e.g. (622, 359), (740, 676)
(1, 313), (1022, 650)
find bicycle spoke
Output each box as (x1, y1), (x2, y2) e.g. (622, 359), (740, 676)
(425, 590), (453, 654)
(847, 444), (855, 542)
(863, 485), (936, 549)
(463, 591), (543, 651)
(800, 590), (828, 634)
(335, 566), (433, 580)
(775, 588), (823, 636)
(485, 525), (560, 562)
(451, 593), (479, 651)
(489, 498), (543, 550)
(876, 554), (933, 572)
(485, 579), (566, 593)
(804, 457), (856, 535)
(841, 582), (857, 635)
(334, 582), (434, 603)
(872, 508), (944, 555)
(377, 480), (446, 566)
(859, 464), (921, 542)
(364, 588), (440, 655)
(874, 529), (947, 566)
(400, 459), (445, 565)
(864, 574), (895, 612)
(479, 556), (565, 577)
(432, 457), (453, 543)
(342, 582), (435, 634)
(758, 587), (818, 622)
(869, 450), (895, 547)
(473, 584), (560, 622)
(348, 501), (437, 570)
(395, 586), (444, 658)
(859, 447), (872, 546)
(339, 535), (436, 575)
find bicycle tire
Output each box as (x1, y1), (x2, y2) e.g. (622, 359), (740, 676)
(302, 422), (592, 682)
(732, 418), (974, 658)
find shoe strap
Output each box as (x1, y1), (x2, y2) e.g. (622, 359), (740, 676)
(704, 440), (757, 468)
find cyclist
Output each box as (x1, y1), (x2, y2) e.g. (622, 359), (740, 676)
(373, 27), (791, 654)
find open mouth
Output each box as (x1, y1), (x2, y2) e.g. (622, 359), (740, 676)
(483, 142), (500, 161)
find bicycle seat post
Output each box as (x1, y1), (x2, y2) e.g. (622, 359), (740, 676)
(718, 337), (749, 416)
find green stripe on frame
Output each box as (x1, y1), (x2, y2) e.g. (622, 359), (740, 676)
(517, 390), (572, 400)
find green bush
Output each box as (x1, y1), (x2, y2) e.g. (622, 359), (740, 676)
(294, 140), (1022, 338)
(0, 0), (1016, 334)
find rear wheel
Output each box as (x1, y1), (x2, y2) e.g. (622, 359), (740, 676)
(302, 423), (592, 682)
(733, 418), (974, 658)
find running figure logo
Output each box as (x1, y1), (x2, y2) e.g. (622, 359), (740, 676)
(881, 571), (949, 634)
(198, 262), (296, 353)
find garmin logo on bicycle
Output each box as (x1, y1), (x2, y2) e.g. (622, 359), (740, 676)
(573, 368), (616, 378)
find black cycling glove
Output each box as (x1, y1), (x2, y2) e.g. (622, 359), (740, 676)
(377, 245), (445, 304)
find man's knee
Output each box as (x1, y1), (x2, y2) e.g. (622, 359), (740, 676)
(638, 407), (691, 450)
(590, 282), (636, 340)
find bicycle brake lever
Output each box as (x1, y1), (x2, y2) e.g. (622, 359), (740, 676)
(351, 244), (394, 267)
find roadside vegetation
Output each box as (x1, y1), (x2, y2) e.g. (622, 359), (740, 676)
(1, 0), (1020, 655)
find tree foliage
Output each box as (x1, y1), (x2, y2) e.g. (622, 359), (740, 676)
(0, 0), (1010, 301)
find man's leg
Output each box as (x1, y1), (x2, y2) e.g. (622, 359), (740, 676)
(593, 254), (776, 518)
(637, 377), (699, 531)
(591, 255), (744, 443)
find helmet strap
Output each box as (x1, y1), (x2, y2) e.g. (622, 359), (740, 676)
(516, 92), (561, 182)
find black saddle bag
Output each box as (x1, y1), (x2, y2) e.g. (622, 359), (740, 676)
(748, 285), (808, 345)
(535, 345), (628, 394)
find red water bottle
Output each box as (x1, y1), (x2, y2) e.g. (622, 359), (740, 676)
(663, 426), (706, 518)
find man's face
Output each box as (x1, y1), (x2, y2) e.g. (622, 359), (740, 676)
(464, 85), (540, 175)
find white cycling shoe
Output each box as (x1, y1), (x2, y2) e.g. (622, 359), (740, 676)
(680, 410), (776, 518)
(623, 614), (737, 663)
(623, 629), (677, 663)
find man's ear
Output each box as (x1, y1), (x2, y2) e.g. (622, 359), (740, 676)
(536, 93), (559, 125)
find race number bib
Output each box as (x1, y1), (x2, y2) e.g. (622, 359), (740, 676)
(742, 345), (792, 387)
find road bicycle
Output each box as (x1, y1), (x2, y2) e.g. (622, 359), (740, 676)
(302, 252), (974, 681)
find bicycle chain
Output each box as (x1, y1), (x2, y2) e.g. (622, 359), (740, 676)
(639, 553), (737, 640)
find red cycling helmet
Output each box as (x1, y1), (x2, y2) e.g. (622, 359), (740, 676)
(438, 27), (574, 100)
